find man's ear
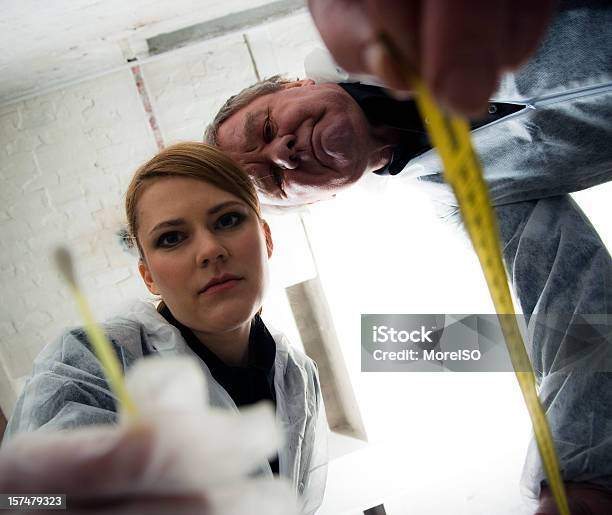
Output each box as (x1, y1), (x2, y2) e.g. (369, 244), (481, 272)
(281, 79), (316, 90)
(138, 260), (159, 295)
(262, 220), (274, 258)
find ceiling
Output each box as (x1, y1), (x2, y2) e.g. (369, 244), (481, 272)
(0, 0), (305, 105)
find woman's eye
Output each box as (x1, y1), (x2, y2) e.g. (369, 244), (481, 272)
(216, 212), (245, 230)
(156, 231), (185, 248)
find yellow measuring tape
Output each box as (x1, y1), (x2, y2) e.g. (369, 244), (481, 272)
(379, 36), (569, 514)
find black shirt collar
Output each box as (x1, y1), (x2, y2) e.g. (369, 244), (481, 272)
(158, 304), (277, 405)
(338, 82), (525, 175)
(157, 304), (280, 475)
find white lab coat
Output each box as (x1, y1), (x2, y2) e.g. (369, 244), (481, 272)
(5, 300), (328, 514)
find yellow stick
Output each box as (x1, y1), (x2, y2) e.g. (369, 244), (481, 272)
(55, 247), (137, 418)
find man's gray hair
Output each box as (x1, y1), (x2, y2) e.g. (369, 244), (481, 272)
(204, 75), (294, 146)
(204, 75), (310, 213)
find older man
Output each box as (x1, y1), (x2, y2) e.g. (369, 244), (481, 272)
(206, 2), (612, 513)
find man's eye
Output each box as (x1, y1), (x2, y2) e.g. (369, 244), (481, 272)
(215, 212), (246, 230)
(263, 115), (274, 142)
(156, 231), (185, 248)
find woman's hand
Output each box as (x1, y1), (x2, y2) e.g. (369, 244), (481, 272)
(308, 0), (555, 115)
(0, 357), (299, 515)
(0, 424), (209, 514)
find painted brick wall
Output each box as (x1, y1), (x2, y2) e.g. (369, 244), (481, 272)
(142, 33), (257, 144)
(142, 12), (323, 144)
(0, 11), (322, 417)
(0, 70), (160, 413)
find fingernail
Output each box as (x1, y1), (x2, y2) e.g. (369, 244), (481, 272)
(363, 41), (387, 79)
(388, 89), (413, 101)
(436, 63), (496, 117)
(364, 41), (412, 92)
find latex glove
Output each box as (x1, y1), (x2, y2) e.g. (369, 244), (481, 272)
(535, 483), (612, 514)
(307, 0), (555, 115)
(0, 357), (299, 515)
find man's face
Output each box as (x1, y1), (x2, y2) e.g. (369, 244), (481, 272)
(216, 80), (381, 206)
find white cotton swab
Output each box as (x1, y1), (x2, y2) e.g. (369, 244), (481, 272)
(54, 246), (137, 417)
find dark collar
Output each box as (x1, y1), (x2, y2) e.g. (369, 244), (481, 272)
(338, 82), (430, 175)
(158, 305), (276, 377)
(338, 82), (525, 175)
(158, 305), (279, 473)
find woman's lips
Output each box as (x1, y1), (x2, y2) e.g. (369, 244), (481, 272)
(201, 278), (242, 295)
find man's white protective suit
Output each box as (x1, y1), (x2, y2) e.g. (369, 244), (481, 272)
(5, 301), (328, 515)
(306, 0), (612, 499)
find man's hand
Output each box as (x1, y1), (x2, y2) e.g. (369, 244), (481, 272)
(536, 483), (612, 514)
(308, 0), (555, 115)
(0, 425), (208, 514)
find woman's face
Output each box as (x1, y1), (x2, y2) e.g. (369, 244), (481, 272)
(136, 176), (272, 336)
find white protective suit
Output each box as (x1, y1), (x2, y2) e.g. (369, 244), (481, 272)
(306, 0), (612, 499)
(5, 300), (328, 515)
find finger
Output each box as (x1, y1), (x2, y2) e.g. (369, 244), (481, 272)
(363, 0), (420, 89)
(363, 40), (412, 91)
(537, 483), (612, 515)
(308, 0), (375, 73)
(423, 0), (506, 116)
(535, 498), (591, 515)
(503, 0), (556, 69)
(0, 424), (153, 496)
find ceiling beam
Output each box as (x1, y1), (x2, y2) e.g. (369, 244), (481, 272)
(147, 0), (306, 55)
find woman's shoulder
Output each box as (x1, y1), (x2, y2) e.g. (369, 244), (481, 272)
(265, 323), (320, 378)
(35, 300), (178, 371)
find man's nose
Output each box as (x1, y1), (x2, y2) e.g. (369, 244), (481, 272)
(270, 134), (298, 170)
(195, 231), (228, 267)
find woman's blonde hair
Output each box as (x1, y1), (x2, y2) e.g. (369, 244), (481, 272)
(125, 142), (261, 259)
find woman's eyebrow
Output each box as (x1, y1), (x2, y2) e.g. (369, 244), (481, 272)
(148, 202), (245, 235)
(148, 218), (185, 235)
(208, 200), (245, 214)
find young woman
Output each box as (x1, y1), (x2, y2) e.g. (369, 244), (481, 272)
(4, 142), (327, 514)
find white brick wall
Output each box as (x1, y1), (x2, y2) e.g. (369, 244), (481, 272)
(143, 33), (258, 143)
(0, 70), (160, 413)
(245, 11), (323, 79)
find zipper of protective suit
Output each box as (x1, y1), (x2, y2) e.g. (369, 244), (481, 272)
(379, 34), (571, 515)
(495, 80), (612, 109)
(462, 80), (612, 140)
